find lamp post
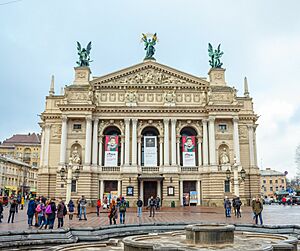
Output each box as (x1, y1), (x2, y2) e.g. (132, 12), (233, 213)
(226, 158), (246, 197)
(60, 157), (80, 203)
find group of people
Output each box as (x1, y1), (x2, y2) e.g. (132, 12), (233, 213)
(224, 196), (242, 218)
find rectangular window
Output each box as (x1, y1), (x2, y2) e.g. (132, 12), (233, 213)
(224, 180), (230, 192)
(269, 180), (272, 184)
(276, 187), (278, 191)
(263, 180), (266, 184)
(219, 124), (227, 132)
(73, 124), (82, 130)
(281, 179), (284, 183)
(264, 187), (266, 192)
(270, 187), (273, 191)
(71, 180), (77, 192)
(275, 180), (278, 183)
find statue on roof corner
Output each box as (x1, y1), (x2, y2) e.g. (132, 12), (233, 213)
(141, 33), (158, 60)
(208, 43), (224, 68)
(76, 41), (92, 67)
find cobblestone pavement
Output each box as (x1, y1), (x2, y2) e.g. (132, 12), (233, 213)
(0, 204), (299, 231)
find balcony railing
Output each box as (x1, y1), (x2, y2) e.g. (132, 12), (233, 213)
(180, 166), (199, 172)
(141, 166), (160, 173)
(101, 166), (120, 172)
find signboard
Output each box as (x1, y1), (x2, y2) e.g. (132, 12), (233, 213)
(144, 136), (157, 166)
(182, 136), (196, 166)
(104, 135), (119, 166)
(189, 191), (198, 204)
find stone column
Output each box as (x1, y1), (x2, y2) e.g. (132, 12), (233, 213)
(84, 116), (92, 165)
(131, 119), (138, 165)
(233, 164), (239, 197)
(254, 126), (258, 166)
(43, 124), (51, 166)
(137, 136), (142, 166)
(92, 118), (99, 166)
(197, 136), (202, 166)
(157, 180), (161, 198)
(233, 117), (241, 165)
(208, 116), (216, 165)
(99, 180), (104, 200)
(139, 180), (144, 200)
(171, 119), (177, 166)
(65, 165), (73, 204)
(120, 136), (125, 166)
(117, 180), (121, 197)
(163, 119), (170, 166)
(59, 116), (68, 165)
(248, 125), (255, 167)
(197, 180), (201, 205)
(124, 119), (130, 166)
(98, 136), (103, 166)
(159, 136), (163, 166)
(176, 136), (181, 166)
(202, 119), (209, 165)
(180, 180), (183, 206)
(39, 127), (45, 167)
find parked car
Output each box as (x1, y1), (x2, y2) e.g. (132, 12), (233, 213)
(292, 196), (300, 205)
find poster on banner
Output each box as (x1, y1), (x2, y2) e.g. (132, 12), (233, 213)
(110, 191), (118, 202)
(104, 135), (119, 166)
(182, 136), (196, 166)
(189, 191), (198, 204)
(144, 136), (157, 166)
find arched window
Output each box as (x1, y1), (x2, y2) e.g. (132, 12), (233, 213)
(102, 126), (121, 166)
(180, 127), (198, 166)
(141, 127), (160, 166)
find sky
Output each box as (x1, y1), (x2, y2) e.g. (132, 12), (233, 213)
(0, 0), (300, 178)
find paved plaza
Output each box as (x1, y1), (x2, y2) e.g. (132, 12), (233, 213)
(0, 204), (299, 231)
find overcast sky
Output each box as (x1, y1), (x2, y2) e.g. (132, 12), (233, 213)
(1, 0), (300, 178)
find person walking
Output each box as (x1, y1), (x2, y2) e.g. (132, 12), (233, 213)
(136, 197), (143, 217)
(37, 198), (46, 229)
(252, 195), (263, 225)
(156, 196), (161, 210)
(232, 197), (237, 216)
(57, 199), (67, 228)
(79, 195), (87, 220)
(96, 199), (101, 217)
(67, 200), (75, 220)
(148, 196), (156, 217)
(47, 200), (57, 229)
(108, 200), (117, 225)
(0, 199), (3, 223)
(76, 198), (80, 218)
(27, 198), (36, 227)
(235, 197), (242, 218)
(20, 196), (25, 210)
(224, 197), (232, 217)
(119, 197), (126, 224)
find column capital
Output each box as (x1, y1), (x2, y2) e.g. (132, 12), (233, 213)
(62, 115), (68, 122)
(163, 118), (170, 125)
(86, 116), (93, 122)
(132, 118), (138, 124)
(137, 136), (142, 144)
(124, 118), (130, 124)
(171, 118), (177, 125)
(208, 116), (215, 122)
(45, 124), (51, 129)
(247, 124), (254, 130)
(93, 117), (99, 123)
(196, 136), (202, 142)
(233, 116), (239, 123)
(202, 118), (209, 124)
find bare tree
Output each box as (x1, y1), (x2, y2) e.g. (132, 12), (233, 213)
(296, 144), (300, 177)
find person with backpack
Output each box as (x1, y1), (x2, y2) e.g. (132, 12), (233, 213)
(224, 197), (232, 217)
(27, 198), (36, 227)
(57, 199), (67, 228)
(148, 196), (156, 217)
(96, 198), (101, 217)
(67, 200), (75, 220)
(47, 200), (57, 229)
(108, 200), (117, 225)
(8, 199), (17, 223)
(235, 197), (242, 218)
(37, 198), (46, 228)
(119, 197), (126, 224)
(136, 197), (143, 217)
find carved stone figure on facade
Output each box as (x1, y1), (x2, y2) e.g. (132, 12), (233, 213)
(219, 148), (230, 165)
(88, 85), (95, 104)
(71, 146), (81, 165)
(52, 125), (62, 138)
(125, 91), (137, 103)
(164, 90), (176, 106)
(200, 91), (207, 105)
(141, 33), (158, 60)
(76, 41), (92, 67)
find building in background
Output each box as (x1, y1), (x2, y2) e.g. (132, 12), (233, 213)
(260, 168), (287, 198)
(0, 156), (38, 196)
(38, 46), (260, 207)
(0, 133), (41, 168)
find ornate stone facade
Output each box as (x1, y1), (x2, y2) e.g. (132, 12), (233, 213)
(38, 59), (260, 207)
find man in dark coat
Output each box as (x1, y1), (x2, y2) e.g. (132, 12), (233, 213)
(27, 198), (36, 227)
(252, 195), (263, 225)
(8, 199), (18, 223)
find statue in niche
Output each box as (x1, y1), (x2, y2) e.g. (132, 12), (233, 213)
(219, 148), (229, 165)
(71, 146), (81, 165)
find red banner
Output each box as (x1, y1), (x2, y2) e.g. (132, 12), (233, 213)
(182, 136), (196, 166)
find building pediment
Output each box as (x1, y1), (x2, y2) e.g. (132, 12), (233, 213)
(91, 60), (209, 89)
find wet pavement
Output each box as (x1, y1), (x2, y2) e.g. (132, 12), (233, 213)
(0, 204), (299, 231)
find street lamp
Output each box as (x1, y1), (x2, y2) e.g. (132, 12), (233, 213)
(225, 160), (246, 197)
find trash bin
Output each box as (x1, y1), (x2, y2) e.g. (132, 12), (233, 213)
(171, 201), (175, 208)
(126, 201), (129, 208)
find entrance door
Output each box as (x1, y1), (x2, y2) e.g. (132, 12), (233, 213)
(143, 181), (157, 206)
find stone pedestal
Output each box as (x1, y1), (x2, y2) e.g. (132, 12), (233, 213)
(73, 67), (91, 85)
(208, 68), (226, 86)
